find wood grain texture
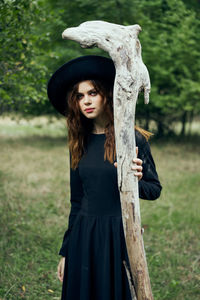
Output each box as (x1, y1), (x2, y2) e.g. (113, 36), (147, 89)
(62, 20), (152, 300)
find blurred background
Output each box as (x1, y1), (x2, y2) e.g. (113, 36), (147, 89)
(0, 0), (199, 299)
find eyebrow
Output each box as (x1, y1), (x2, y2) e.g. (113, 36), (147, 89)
(77, 88), (96, 94)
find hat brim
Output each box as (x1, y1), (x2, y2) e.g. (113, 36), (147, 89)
(47, 55), (116, 116)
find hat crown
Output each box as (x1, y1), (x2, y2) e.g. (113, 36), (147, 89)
(47, 55), (115, 116)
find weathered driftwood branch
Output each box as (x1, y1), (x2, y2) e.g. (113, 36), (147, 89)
(62, 20), (152, 300)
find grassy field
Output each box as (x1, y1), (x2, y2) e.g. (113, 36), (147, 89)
(0, 116), (199, 300)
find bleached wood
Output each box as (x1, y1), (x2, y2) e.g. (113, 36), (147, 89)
(62, 20), (152, 300)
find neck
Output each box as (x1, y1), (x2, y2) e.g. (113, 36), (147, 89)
(92, 123), (106, 134)
(92, 114), (109, 134)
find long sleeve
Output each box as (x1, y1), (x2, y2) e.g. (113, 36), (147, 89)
(59, 158), (84, 256)
(136, 132), (162, 200)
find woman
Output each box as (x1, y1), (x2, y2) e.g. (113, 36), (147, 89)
(47, 55), (162, 300)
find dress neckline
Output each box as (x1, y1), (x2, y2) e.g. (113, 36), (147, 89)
(90, 132), (105, 136)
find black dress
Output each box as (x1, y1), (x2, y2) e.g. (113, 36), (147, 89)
(60, 130), (162, 300)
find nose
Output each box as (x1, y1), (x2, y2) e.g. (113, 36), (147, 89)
(83, 94), (92, 105)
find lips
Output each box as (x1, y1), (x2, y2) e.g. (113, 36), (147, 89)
(85, 108), (95, 113)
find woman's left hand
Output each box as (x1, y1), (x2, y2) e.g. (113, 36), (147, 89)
(114, 147), (143, 181)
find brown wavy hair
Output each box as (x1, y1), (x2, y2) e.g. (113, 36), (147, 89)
(66, 79), (153, 169)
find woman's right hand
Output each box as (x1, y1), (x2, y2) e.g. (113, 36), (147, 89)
(57, 257), (65, 282)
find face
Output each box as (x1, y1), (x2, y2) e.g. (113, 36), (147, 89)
(76, 80), (106, 120)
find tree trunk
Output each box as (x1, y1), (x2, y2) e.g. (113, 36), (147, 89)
(157, 120), (164, 137)
(188, 110), (194, 136)
(180, 111), (187, 136)
(62, 20), (153, 300)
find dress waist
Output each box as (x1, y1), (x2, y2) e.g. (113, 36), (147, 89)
(80, 195), (122, 216)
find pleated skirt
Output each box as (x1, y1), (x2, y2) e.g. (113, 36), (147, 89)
(61, 213), (133, 300)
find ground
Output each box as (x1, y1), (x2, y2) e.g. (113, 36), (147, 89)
(0, 116), (199, 300)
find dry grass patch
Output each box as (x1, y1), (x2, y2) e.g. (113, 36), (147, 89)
(0, 116), (199, 299)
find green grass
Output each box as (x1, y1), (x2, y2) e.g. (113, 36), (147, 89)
(0, 116), (199, 299)
(141, 138), (200, 300)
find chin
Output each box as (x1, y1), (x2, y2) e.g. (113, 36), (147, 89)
(85, 115), (96, 120)
(83, 112), (98, 119)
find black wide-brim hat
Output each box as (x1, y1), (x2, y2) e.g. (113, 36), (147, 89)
(47, 55), (116, 116)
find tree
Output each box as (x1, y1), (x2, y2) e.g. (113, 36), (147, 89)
(0, 0), (51, 114)
(1, 0), (200, 136)
(135, 0), (200, 135)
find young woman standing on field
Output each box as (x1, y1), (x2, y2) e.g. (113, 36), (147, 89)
(47, 55), (162, 300)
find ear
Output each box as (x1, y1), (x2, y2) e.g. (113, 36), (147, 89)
(103, 96), (107, 105)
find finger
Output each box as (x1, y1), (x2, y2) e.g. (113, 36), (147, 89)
(133, 158), (143, 164)
(58, 272), (63, 283)
(136, 147), (138, 157)
(57, 264), (63, 282)
(131, 165), (143, 171)
(133, 158), (143, 165)
(61, 264), (65, 279)
(60, 273), (63, 282)
(114, 162), (117, 168)
(134, 172), (143, 180)
(134, 171), (143, 176)
(61, 259), (65, 282)
(57, 268), (61, 281)
(57, 269), (62, 282)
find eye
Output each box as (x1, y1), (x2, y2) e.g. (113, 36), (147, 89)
(89, 90), (97, 96)
(76, 93), (83, 100)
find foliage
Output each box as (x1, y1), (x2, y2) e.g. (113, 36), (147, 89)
(0, 0), (200, 135)
(0, 0), (53, 114)
(136, 0), (200, 135)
